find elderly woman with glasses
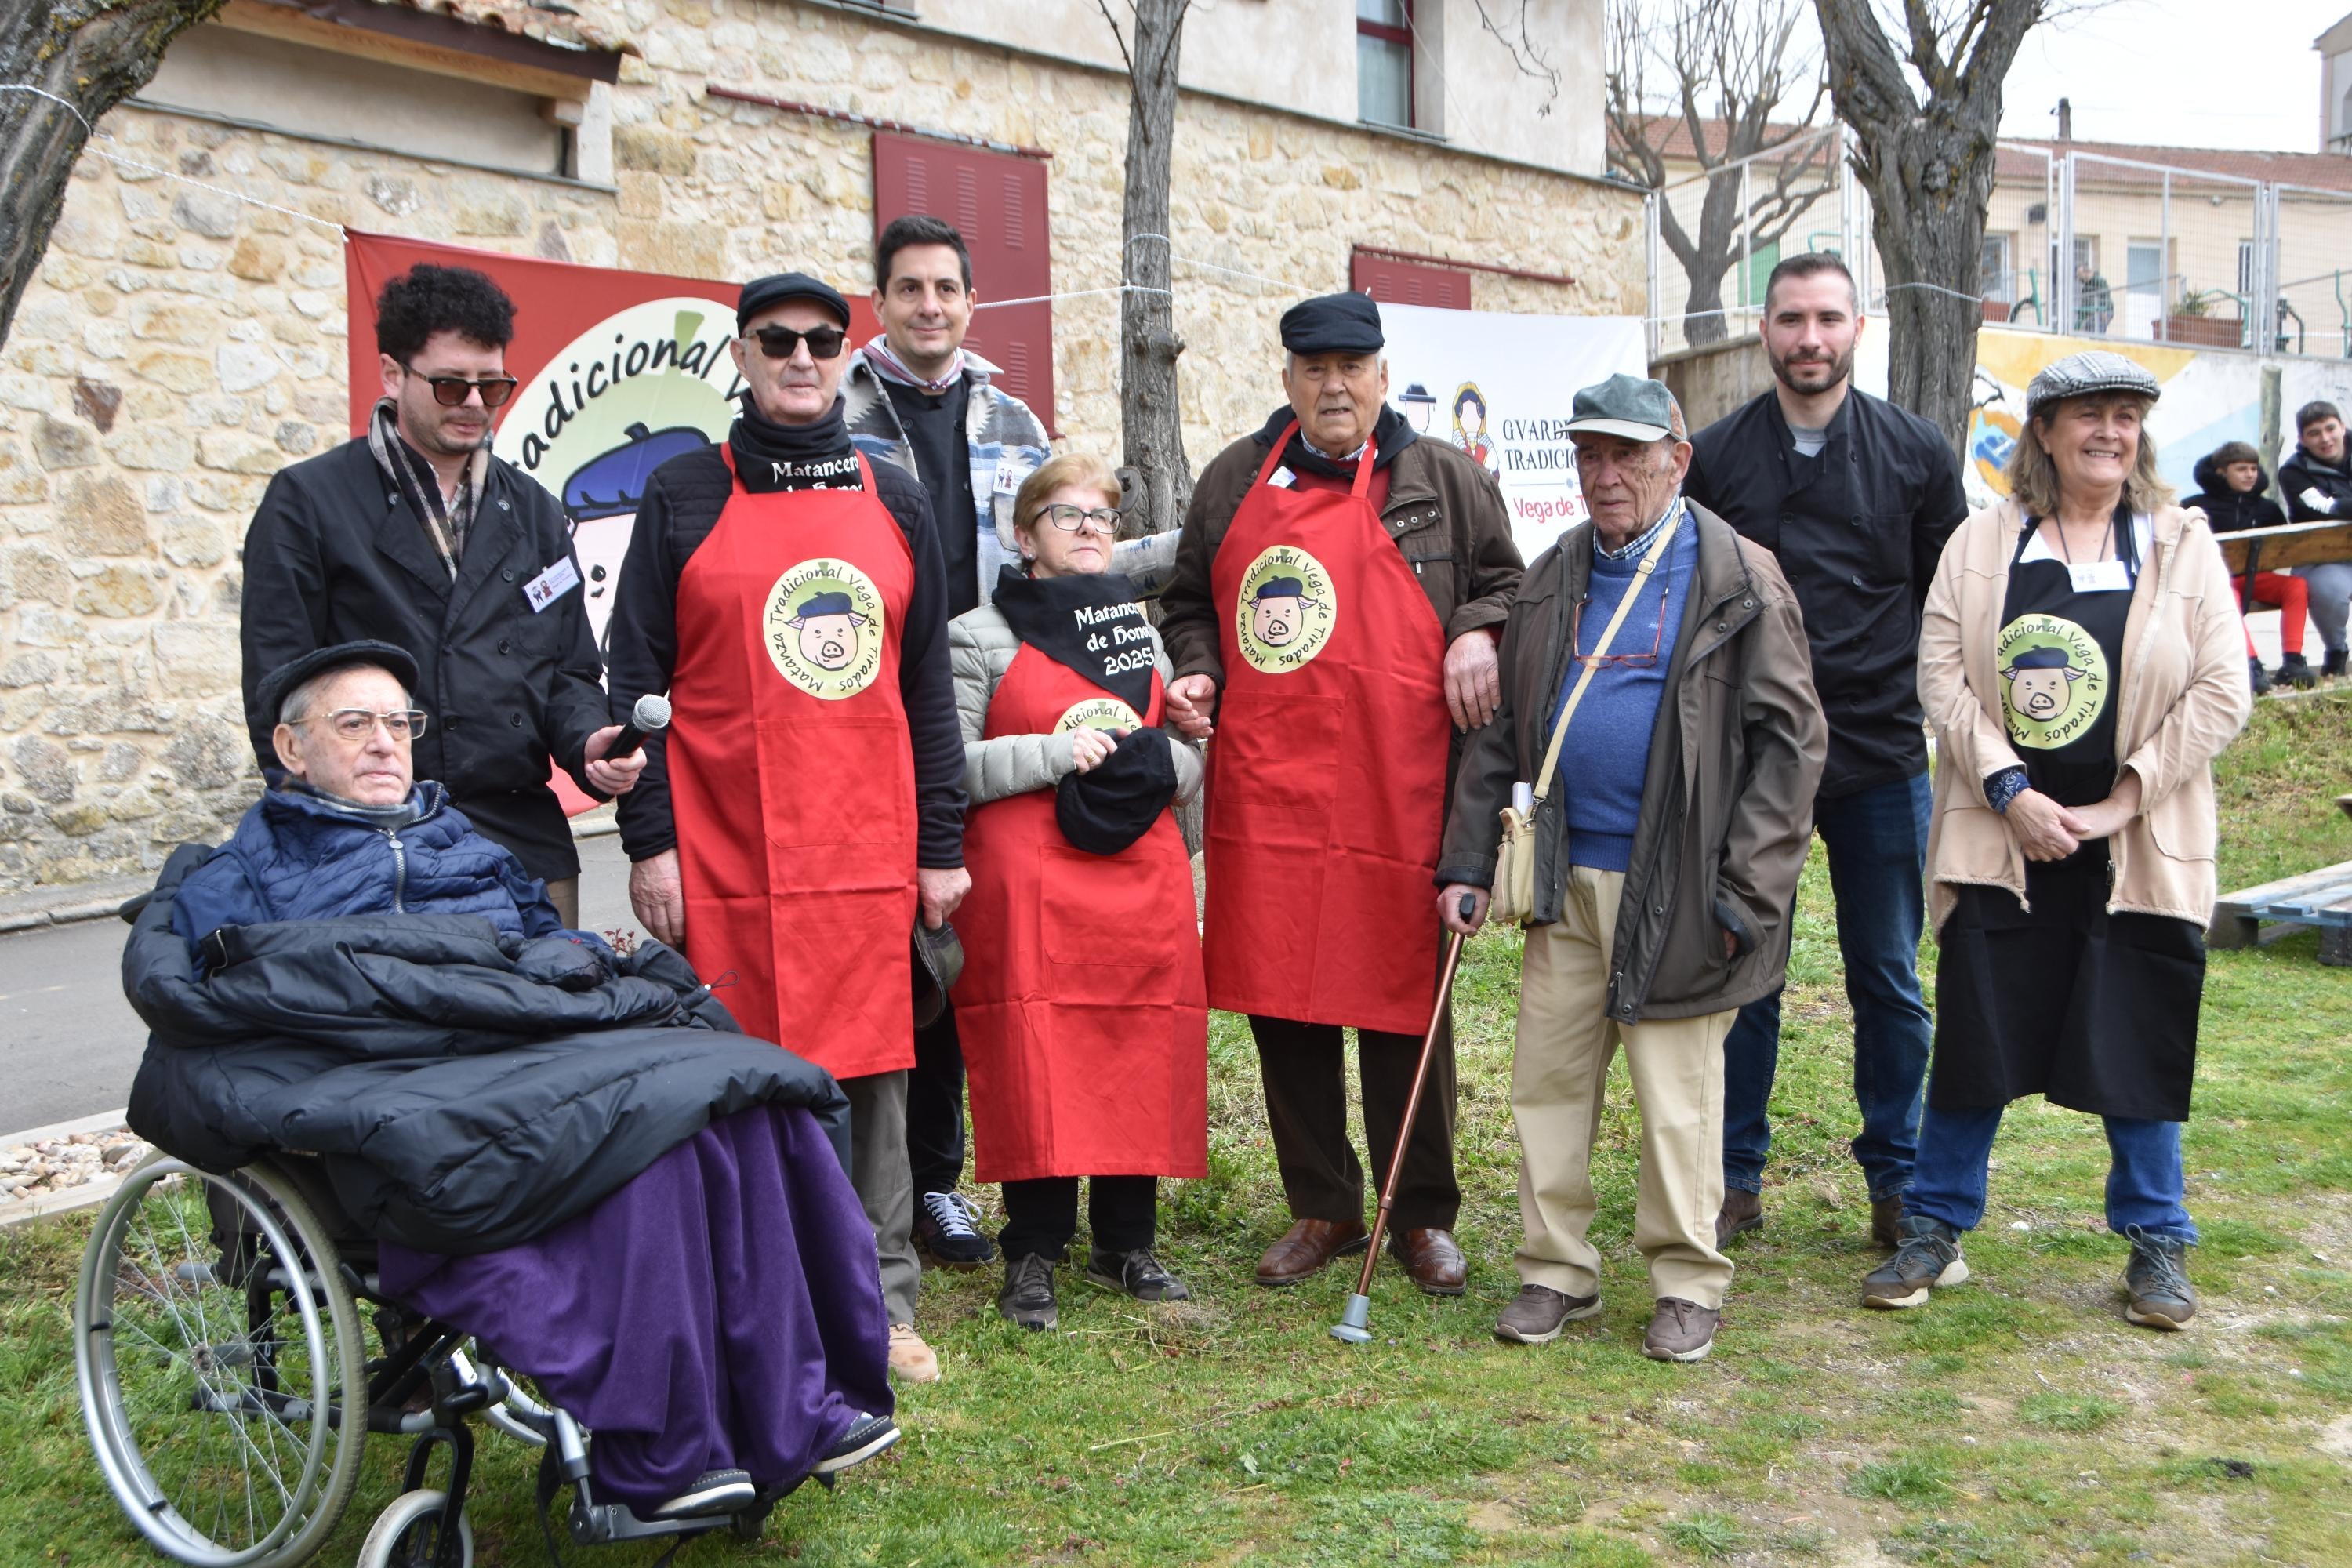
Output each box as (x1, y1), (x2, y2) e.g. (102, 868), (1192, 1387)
(1865, 351), (2252, 1330)
(946, 452), (1208, 1331)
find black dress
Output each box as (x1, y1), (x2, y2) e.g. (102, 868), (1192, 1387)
(1929, 509), (2205, 1122)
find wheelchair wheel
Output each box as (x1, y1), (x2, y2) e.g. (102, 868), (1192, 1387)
(76, 1154), (368, 1567)
(355, 1490), (473, 1568)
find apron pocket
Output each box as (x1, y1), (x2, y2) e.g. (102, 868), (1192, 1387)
(1039, 845), (1181, 972)
(755, 715), (916, 848)
(1210, 691), (1345, 809)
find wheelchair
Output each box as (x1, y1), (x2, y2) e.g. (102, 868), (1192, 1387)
(74, 1147), (836, 1567)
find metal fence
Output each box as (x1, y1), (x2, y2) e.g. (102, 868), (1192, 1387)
(1644, 125), (2352, 361)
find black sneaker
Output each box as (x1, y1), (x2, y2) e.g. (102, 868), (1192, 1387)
(2324, 648), (2348, 679)
(2278, 652), (2318, 690)
(998, 1252), (1058, 1330)
(648, 1468), (756, 1519)
(1086, 1246), (1192, 1301)
(2123, 1228), (2197, 1330)
(813, 1411), (900, 1475)
(1860, 1214), (1969, 1309)
(916, 1190), (995, 1268)
(2249, 656), (2274, 696)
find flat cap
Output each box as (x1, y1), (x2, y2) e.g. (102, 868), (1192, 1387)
(735, 271), (850, 333)
(1565, 373), (1684, 444)
(1280, 292), (1384, 356)
(2026, 350), (2161, 416)
(254, 639), (420, 726)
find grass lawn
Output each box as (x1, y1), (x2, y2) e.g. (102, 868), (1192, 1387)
(3, 693), (2349, 1566)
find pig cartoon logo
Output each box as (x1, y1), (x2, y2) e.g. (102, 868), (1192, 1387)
(764, 558), (887, 699)
(1235, 546), (1338, 672)
(1994, 615), (2107, 749)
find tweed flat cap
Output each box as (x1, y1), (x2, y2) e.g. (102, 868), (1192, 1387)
(2026, 350), (2161, 415)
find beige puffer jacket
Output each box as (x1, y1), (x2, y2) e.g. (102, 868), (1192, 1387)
(1918, 499), (2252, 934)
(948, 603), (1204, 808)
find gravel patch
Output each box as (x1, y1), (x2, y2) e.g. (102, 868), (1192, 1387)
(0, 1126), (147, 1207)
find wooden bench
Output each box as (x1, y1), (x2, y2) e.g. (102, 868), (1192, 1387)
(2210, 857), (2352, 965)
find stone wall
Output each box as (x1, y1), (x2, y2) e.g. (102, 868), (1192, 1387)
(0, 0), (1645, 893)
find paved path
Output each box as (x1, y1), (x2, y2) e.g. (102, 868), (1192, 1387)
(0, 833), (636, 1134)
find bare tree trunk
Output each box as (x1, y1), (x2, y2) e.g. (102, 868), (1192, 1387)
(1112, 0), (1190, 541)
(0, 0), (225, 349)
(1865, 140), (1994, 449)
(1682, 264), (1732, 347)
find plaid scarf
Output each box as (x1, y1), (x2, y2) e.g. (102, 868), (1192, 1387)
(368, 398), (486, 580)
(860, 332), (964, 395)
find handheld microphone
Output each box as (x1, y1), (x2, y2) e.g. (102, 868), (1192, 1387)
(608, 692), (671, 759)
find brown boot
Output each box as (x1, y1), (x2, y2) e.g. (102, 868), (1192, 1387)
(1254, 1218), (1369, 1287)
(1871, 1196), (1904, 1250)
(1388, 1227), (1467, 1295)
(1715, 1188), (1763, 1248)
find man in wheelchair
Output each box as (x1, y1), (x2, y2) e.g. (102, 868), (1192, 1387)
(122, 640), (898, 1533)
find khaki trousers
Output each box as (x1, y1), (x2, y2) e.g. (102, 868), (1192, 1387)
(1512, 866), (1735, 1309)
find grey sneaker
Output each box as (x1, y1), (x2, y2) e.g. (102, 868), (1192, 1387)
(997, 1252), (1058, 1331)
(1862, 1214), (1969, 1309)
(1642, 1297), (1720, 1362)
(2123, 1228), (2196, 1330)
(1494, 1283), (1601, 1345)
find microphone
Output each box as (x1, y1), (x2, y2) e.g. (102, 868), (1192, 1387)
(608, 692), (671, 759)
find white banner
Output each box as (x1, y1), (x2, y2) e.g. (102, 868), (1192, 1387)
(1379, 303), (1650, 563)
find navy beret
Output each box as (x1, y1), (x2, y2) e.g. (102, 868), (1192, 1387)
(1279, 292), (1384, 356)
(254, 639), (421, 724)
(736, 271), (850, 333)
(1253, 575), (1308, 600)
(794, 590), (856, 619)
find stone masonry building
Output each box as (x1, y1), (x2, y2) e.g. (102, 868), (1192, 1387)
(0, 0), (1643, 892)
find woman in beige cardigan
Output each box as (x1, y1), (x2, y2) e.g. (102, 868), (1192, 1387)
(1863, 351), (2251, 1331)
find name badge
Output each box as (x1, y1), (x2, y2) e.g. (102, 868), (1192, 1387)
(523, 557), (582, 612)
(1268, 465), (1297, 489)
(2067, 560), (2132, 594)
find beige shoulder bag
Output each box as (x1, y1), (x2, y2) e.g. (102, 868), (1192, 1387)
(1488, 507), (1684, 926)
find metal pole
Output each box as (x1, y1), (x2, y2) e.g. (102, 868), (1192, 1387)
(2160, 169), (2171, 343)
(1646, 191), (1661, 360)
(1740, 158), (1754, 332)
(2056, 154), (2076, 337)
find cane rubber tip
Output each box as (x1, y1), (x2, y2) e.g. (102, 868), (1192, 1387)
(1330, 1294), (1374, 1343)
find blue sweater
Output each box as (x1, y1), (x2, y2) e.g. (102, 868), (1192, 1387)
(1553, 510), (1695, 873)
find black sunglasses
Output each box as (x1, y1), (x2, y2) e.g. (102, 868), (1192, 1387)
(402, 365), (518, 408)
(746, 325), (849, 361)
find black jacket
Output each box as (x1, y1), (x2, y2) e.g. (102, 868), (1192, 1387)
(125, 844), (851, 1255)
(606, 442), (966, 868)
(240, 438), (607, 882)
(2183, 455), (2286, 534)
(2278, 443), (2352, 522)
(1685, 388), (1968, 799)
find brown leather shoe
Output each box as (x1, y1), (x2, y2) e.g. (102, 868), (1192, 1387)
(1388, 1227), (1468, 1295)
(1254, 1218), (1369, 1287)
(1870, 1196), (1904, 1250)
(1715, 1188), (1763, 1248)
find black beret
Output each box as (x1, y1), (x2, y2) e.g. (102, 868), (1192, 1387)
(1056, 728), (1178, 856)
(254, 639), (420, 726)
(735, 271), (851, 333)
(1279, 291), (1384, 356)
(912, 918), (965, 1029)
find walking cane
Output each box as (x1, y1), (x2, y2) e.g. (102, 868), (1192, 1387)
(1332, 891), (1480, 1345)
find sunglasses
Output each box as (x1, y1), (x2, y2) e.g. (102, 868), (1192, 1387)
(1570, 586), (1670, 670)
(746, 325), (849, 361)
(401, 365), (518, 408)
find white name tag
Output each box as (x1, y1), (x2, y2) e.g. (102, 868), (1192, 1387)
(523, 557), (582, 612)
(2068, 559), (2132, 594)
(993, 460), (1022, 495)
(1268, 465), (1297, 489)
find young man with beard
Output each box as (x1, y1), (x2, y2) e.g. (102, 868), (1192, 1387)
(1683, 253), (1969, 1254)
(2275, 401), (2352, 679)
(605, 271), (968, 1385)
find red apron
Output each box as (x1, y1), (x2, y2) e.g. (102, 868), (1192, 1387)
(952, 645), (1208, 1181)
(666, 446), (917, 1079)
(1202, 425), (1451, 1036)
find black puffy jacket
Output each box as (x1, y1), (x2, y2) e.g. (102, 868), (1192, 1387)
(125, 844), (850, 1254)
(2278, 443), (2352, 523)
(2181, 454), (2286, 535)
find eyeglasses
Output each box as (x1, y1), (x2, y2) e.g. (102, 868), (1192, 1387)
(746, 325), (849, 361)
(1570, 586), (1670, 670)
(293, 708), (430, 743)
(1039, 504), (1122, 535)
(401, 365), (518, 408)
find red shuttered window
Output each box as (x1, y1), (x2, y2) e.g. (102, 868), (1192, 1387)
(873, 132), (1055, 430)
(1350, 249), (1472, 310)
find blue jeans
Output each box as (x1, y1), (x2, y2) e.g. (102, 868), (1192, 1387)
(1905, 1103), (2198, 1243)
(1722, 770), (1933, 1201)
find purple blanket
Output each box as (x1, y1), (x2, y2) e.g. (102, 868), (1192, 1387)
(379, 1105), (891, 1510)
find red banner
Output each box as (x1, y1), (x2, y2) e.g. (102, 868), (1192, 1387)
(344, 231), (883, 812)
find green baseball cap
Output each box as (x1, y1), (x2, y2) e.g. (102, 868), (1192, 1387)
(1566, 373), (1683, 443)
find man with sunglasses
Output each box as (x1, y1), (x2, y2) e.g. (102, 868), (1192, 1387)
(241, 264), (640, 927)
(606, 271), (967, 1387)
(1437, 375), (1822, 1362)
